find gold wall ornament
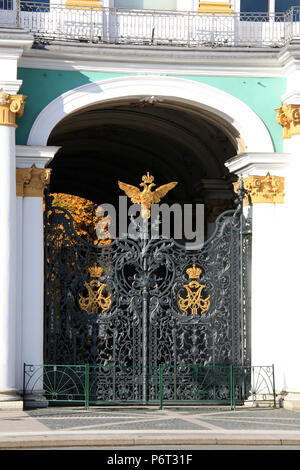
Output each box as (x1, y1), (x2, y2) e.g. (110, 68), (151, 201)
(16, 165), (51, 197)
(16, 167), (33, 197)
(178, 264), (211, 316)
(276, 102), (300, 139)
(198, 2), (233, 14)
(233, 173), (285, 205)
(0, 89), (26, 127)
(65, 0), (102, 9)
(118, 172), (178, 219)
(79, 263), (111, 314)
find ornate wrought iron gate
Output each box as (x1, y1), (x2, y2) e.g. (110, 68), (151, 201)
(44, 187), (251, 404)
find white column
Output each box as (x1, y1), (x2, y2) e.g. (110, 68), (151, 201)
(0, 29), (33, 402)
(15, 194), (23, 392)
(275, 47), (300, 408)
(16, 146), (59, 392)
(269, 0), (275, 15)
(22, 197), (45, 369)
(250, 202), (287, 387)
(226, 152), (290, 396)
(0, 124), (17, 399)
(276, 107), (300, 406)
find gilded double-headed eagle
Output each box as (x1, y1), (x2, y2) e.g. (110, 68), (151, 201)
(118, 172), (178, 219)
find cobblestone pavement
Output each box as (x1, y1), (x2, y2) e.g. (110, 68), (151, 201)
(1, 406), (300, 448)
(23, 406), (300, 432)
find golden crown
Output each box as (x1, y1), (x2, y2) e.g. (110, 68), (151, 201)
(142, 172), (155, 184)
(88, 263), (104, 278)
(186, 264), (202, 279)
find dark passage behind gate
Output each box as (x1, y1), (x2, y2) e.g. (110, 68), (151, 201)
(43, 188), (251, 405)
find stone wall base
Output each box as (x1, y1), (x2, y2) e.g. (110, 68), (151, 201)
(279, 393), (300, 411)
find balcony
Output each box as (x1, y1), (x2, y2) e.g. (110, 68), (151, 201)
(0, 2), (300, 48)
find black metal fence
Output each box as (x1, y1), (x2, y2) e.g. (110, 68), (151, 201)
(23, 363), (276, 410)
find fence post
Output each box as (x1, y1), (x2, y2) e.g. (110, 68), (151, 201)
(85, 364), (90, 410)
(23, 363), (26, 396)
(230, 365), (235, 410)
(272, 364), (276, 408)
(159, 364), (164, 410)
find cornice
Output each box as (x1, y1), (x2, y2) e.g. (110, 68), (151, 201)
(16, 145), (60, 168)
(0, 28), (34, 52)
(225, 152), (291, 177)
(19, 43), (286, 77)
(0, 80), (23, 95)
(278, 43), (300, 70)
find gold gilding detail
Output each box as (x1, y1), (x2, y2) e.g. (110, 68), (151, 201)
(118, 172), (177, 219)
(178, 265), (211, 316)
(79, 263), (111, 314)
(65, 0), (102, 10)
(16, 165), (51, 197)
(0, 90), (26, 127)
(198, 2), (233, 14)
(276, 102), (300, 139)
(234, 173), (285, 205)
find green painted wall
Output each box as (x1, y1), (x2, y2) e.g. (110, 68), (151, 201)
(16, 68), (286, 151)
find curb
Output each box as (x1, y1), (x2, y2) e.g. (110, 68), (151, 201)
(1, 437), (300, 448)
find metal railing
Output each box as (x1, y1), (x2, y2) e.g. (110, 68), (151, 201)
(0, 3), (299, 47)
(23, 363), (276, 410)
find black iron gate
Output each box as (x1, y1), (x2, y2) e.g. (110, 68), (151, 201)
(43, 185), (251, 404)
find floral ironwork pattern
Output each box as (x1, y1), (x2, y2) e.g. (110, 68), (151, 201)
(44, 184), (251, 403)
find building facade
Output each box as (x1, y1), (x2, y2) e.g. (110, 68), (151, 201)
(0, 0), (300, 408)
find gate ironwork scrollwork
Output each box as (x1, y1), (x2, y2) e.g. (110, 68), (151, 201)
(44, 184), (251, 404)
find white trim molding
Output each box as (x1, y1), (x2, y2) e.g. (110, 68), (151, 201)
(27, 75), (274, 154)
(16, 145), (60, 168)
(225, 152), (291, 177)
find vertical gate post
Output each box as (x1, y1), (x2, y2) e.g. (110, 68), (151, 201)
(85, 364), (90, 410)
(159, 364), (164, 410)
(230, 365), (235, 410)
(272, 364), (276, 408)
(142, 233), (149, 405)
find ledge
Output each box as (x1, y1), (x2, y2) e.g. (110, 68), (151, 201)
(19, 41), (285, 76)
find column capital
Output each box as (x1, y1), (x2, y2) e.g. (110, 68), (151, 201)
(16, 165), (51, 197)
(234, 173), (285, 205)
(0, 90), (26, 127)
(276, 102), (300, 139)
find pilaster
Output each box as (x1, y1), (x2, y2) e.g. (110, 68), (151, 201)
(226, 152), (290, 397)
(15, 146), (59, 394)
(275, 48), (300, 406)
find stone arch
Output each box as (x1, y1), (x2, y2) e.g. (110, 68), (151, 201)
(27, 75), (274, 154)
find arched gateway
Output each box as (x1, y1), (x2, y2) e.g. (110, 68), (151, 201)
(24, 77), (272, 407)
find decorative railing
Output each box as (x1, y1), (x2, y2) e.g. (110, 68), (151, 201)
(0, 3), (299, 47)
(23, 363), (276, 409)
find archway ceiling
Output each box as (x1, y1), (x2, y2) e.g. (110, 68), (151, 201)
(47, 102), (236, 205)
